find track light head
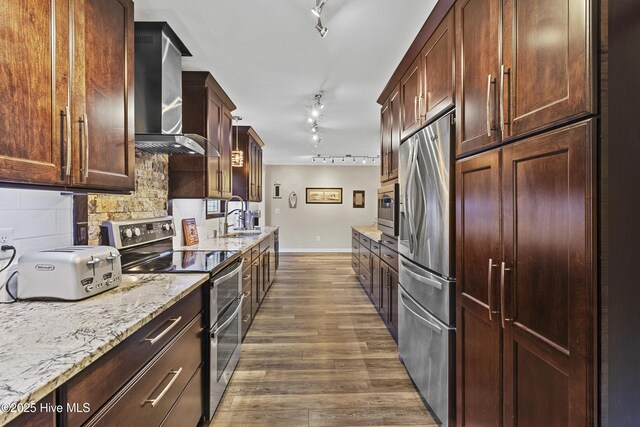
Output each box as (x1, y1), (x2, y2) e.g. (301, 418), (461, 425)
(311, 0), (326, 18)
(312, 134), (320, 141)
(315, 19), (328, 38)
(311, 124), (318, 133)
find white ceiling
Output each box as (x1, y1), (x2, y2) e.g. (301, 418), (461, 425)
(134, 0), (437, 165)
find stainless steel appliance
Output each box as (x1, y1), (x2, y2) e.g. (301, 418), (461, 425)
(101, 216), (244, 421)
(134, 22), (217, 156)
(16, 246), (122, 300)
(398, 110), (456, 427)
(377, 182), (399, 236)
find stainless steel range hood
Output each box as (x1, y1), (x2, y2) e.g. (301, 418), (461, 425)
(134, 22), (218, 156)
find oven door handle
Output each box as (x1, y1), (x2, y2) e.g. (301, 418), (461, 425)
(211, 293), (246, 337)
(212, 259), (244, 288)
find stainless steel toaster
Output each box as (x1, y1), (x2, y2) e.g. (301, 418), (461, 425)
(17, 246), (122, 300)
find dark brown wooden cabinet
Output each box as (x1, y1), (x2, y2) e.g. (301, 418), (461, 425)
(371, 253), (381, 308)
(455, 0), (502, 156)
(455, 120), (595, 427)
(169, 71), (236, 200)
(380, 260), (399, 339)
(0, 0), (134, 191)
(420, 8), (455, 125)
(500, 0), (594, 141)
(400, 57), (423, 140)
(380, 100), (391, 182)
(380, 86), (400, 183)
(231, 126), (264, 202)
(73, 0), (135, 191)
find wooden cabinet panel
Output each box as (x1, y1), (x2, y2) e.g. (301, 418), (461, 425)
(455, 0), (501, 156)
(75, 0), (134, 191)
(380, 101), (391, 181)
(0, 0), (69, 186)
(241, 294), (252, 341)
(371, 254), (381, 310)
(85, 315), (203, 427)
(251, 257), (261, 316)
(501, 120), (594, 427)
(455, 148), (502, 427)
(388, 87), (401, 180)
(421, 9), (455, 124)
(400, 57), (422, 140)
(221, 104), (233, 198)
(160, 367), (203, 427)
(388, 267), (399, 335)
(501, 0), (594, 141)
(231, 127), (264, 202)
(206, 91), (223, 197)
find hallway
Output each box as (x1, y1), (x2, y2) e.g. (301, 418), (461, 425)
(211, 253), (439, 426)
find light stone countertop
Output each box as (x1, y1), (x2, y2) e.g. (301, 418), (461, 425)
(352, 225), (383, 242)
(174, 226), (279, 252)
(0, 273), (209, 426)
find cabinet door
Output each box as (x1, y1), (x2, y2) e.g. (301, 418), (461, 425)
(251, 258), (260, 316)
(501, 121), (594, 427)
(388, 267), (399, 333)
(0, 0), (69, 186)
(220, 104), (233, 198)
(455, 0), (501, 156)
(501, 0), (594, 141)
(380, 101), (391, 182)
(421, 9), (455, 124)
(400, 57), (422, 140)
(75, 0), (134, 191)
(206, 90), (222, 198)
(257, 147), (263, 202)
(379, 262), (388, 322)
(371, 254), (381, 310)
(455, 148), (502, 427)
(388, 86), (401, 180)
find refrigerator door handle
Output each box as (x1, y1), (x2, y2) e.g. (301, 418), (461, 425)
(400, 258), (442, 290)
(400, 291), (442, 334)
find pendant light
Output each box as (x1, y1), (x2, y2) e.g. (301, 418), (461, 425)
(231, 116), (244, 167)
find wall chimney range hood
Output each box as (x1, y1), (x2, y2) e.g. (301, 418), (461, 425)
(134, 22), (217, 156)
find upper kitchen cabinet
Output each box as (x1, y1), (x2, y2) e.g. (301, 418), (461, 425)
(380, 85), (400, 183)
(232, 126), (264, 203)
(399, 57), (422, 140)
(72, 0), (135, 191)
(0, 0), (70, 186)
(455, 0), (501, 157)
(420, 9), (455, 125)
(501, 0), (594, 141)
(0, 0), (134, 192)
(169, 71), (236, 199)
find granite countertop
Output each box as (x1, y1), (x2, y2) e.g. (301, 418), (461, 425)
(352, 225), (383, 242)
(174, 226), (279, 252)
(0, 273), (209, 425)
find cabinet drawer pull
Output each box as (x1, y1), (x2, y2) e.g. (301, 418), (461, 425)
(243, 291), (251, 298)
(144, 316), (182, 345)
(65, 106), (72, 177)
(83, 113), (90, 178)
(383, 240), (394, 246)
(242, 314), (251, 323)
(243, 274), (251, 280)
(383, 254), (394, 259)
(145, 367), (183, 407)
(486, 74), (493, 137)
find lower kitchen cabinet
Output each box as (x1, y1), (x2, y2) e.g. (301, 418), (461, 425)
(160, 367), (203, 427)
(456, 120), (595, 426)
(6, 393), (56, 427)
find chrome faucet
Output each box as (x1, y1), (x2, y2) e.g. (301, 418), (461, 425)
(223, 195), (249, 235)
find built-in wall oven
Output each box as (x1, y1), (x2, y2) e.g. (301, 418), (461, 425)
(377, 182), (399, 236)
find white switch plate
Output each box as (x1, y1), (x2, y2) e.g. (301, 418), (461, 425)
(316, 235), (321, 241)
(275, 208), (281, 214)
(0, 228), (14, 260)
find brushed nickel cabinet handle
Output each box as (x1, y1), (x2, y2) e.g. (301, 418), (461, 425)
(144, 316), (182, 345)
(414, 95), (419, 123)
(500, 262), (512, 328)
(145, 367), (183, 407)
(383, 240), (395, 246)
(420, 94), (426, 120)
(64, 106), (72, 176)
(486, 74), (493, 137)
(488, 259), (499, 321)
(82, 113), (89, 178)
(242, 314), (251, 323)
(383, 254), (393, 259)
(499, 65), (505, 134)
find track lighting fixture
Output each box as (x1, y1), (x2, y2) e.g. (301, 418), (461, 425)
(311, 123), (318, 133)
(312, 134), (320, 142)
(311, 0), (326, 18)
(311, 154), (379, 164)
(315, 18), (328, 38)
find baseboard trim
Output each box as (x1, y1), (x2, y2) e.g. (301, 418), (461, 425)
(280, 248), (351, 253)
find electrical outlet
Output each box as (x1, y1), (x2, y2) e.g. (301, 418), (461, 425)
(316, 235), (321, 242)
(0, 228), (15, 261)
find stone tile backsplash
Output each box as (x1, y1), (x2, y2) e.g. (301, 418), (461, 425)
(88, 150), (169, 245)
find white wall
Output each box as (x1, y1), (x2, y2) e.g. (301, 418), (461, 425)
(264, 164), (378, 251)
(0, 188), (73, 297)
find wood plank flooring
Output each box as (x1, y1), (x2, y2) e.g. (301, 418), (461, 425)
(210, 253), (439, 427)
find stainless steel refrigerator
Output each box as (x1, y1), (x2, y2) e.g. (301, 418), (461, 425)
(398, 110), (455, 427)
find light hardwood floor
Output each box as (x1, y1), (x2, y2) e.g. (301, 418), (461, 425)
(210, 253), (439, 427)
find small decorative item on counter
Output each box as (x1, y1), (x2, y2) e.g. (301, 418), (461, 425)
(289, 191), (298, 208)
(182, 218), (199, 246)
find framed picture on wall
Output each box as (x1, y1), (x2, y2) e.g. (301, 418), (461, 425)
(305, 187), (343, 204)
(353, 190), (365, 208)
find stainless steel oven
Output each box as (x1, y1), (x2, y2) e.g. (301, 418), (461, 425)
(377, 182), (399, 236)
(208, 257), (246, 419)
